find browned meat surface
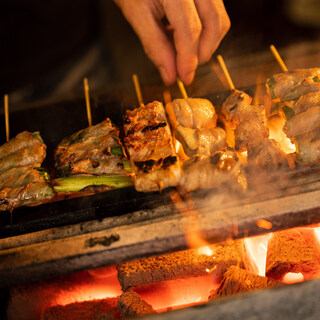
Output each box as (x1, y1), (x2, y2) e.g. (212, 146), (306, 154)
(176, 126), (227, 156)
(292, 91), (320, 116)
(166, 98), (226, 157)
(282, 77), (320, 101)
(295, 131), (320, 164)
(64, 157), (125, 176)
(284, 106), (320, 138)
(0, 144), (46, 173)
(166, 98), (217, 128)
(235, 119), (269, 152)
(221, 90), (253, 128)
(0, 182), (53, 211)
(0, 131), (43, 159)
(266, 68), (320, 100)
(123, 101), (181, 192)
(55, 118), (128, 177)
(0, 167), (44, 190)
(247, 139), (287, 170)
(180, 149), (247, 192)
(58, 119), (115, 147)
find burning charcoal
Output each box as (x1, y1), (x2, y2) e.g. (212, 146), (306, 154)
(117, 239), (256, 290)
(118, 291), (155, 318)
(41, 298), (120, 320)
(209, 265), (282, 300)
(266, 228), (320, 281)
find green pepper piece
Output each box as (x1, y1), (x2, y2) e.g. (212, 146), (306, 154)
(110, 146), (123, 155)
(53, 175), (133, 193)
(282, 105), (295, 120)
(266, 77), (276, 99)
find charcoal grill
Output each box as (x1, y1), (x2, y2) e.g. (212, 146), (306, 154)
(1, 44), (320, 319)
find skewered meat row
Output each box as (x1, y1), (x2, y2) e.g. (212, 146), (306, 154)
(123, 101), (181, 192)
(0, 131), (54, 211)
(267, 69), (320, 164)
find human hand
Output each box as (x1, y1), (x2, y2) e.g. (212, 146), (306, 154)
(114, 0), (230, 85)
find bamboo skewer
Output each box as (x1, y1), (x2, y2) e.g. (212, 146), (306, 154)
(177, 78), (188, 99)
(83, 77), (92, 127)
(216, 55), (235, 91)
(4, 94), (9, 142)
(270, 45), (288, 72)
(132, 74), (144, 107)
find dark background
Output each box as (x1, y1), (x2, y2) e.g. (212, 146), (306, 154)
(0, 0), (320, 102)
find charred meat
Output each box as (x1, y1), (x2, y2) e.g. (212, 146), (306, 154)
(123, 101), (181, 192)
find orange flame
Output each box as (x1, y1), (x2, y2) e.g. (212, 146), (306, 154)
(267, 116), (296, 154)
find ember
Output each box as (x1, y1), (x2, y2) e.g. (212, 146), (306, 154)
(6, 224), (320, 320)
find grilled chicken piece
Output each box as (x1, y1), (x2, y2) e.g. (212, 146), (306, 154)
(281, 76), (320, 102)
(221, 90), (267, 129)
(0, 182), (53, 211)
(166, 98), (226, 156)
(123, 101), (181, 192)
(0, 166), (46, 190)
(284, 106), (320, 138)
(235, 119), (269, 152)
(0, 132), (53, 211)
(247, 139), (287, 170)
(180, 149), (247, 192)
(266, 68), (320, 100)
(0, 144), (46, 173)
(295, 131), (320, 164)
(55, 118), (127, 176)
(176, 126), (227, 157)
(292, 91), (320, 116)
(0, 131), (43, 159)
(166, 98), (217, 128)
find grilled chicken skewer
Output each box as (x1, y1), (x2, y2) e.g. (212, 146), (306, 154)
(165, 78), (246, 192)
(217, 55), (287, 170)
(267, 46), (320, 164)
(123, 100), (181, 192)
(0, 131), (54, 211)
(54, 118), (132, 193)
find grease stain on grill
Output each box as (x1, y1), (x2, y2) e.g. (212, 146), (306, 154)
(85, 234), (120, 248)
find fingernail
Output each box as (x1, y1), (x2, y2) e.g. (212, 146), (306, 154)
(159, 66), (173, 86)
(183, 70), (195, 86)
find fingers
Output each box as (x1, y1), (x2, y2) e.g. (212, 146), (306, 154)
(114, 0), (177, 85)
(162, 0), (202, 85)
(194, 0), (230, 64)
